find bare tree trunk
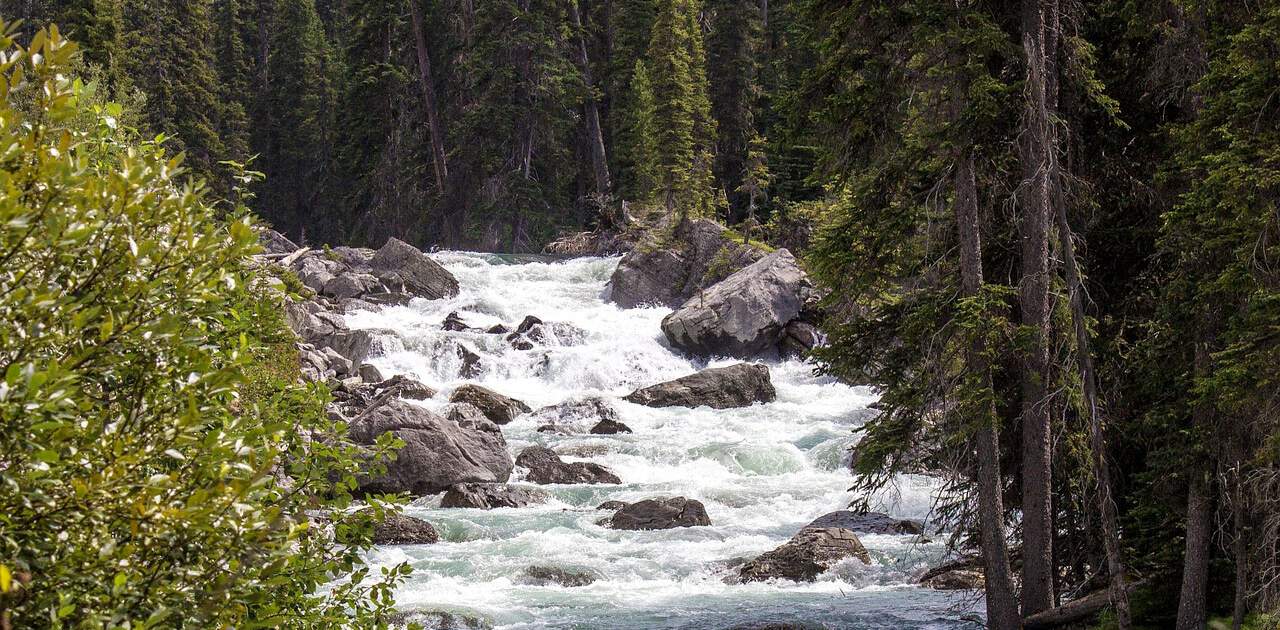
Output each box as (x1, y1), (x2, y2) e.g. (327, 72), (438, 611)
(1178, 469), (1212, 630)
(1053, 207), (1131, 629)
(955, 153), (1023, 630)
(1019, 0), (1059, 615)
(1232, 457), (1247, 630)
(408, 0), (450, 195)
(1177, 342), (1213, 630)
(569, 0), (612, 196)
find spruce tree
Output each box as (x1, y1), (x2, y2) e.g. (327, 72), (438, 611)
(645, 0), (714, 215)
(120, 0), (228, 187)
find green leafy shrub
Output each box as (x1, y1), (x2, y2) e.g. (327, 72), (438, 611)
(0, 24), (409, 628)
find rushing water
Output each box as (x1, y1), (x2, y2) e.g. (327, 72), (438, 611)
(345, 252), (984, 630)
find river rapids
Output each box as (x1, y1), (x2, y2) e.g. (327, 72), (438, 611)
(345, 252), (983, 629)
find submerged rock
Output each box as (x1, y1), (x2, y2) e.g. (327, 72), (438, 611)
(661, 249), (810, 359)
(596, 500), (629, 511)
(449, 384), (531, 425)
(516, 446), (621, 485)
(590, 419), (633, 434)
(608, 497), (711, 530)
(738, 527), (870, 583)
(803, 511), (924, 536)
(529, 397), (621, 434)
(623, 363), (775, 410)
(389, 610), (492, 630)
(349, 399), (513, 496)
(440, 482), (550, 509)
(521, 565), (597, 587)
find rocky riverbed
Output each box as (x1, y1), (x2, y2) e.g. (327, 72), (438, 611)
(258, 228), (985, 629)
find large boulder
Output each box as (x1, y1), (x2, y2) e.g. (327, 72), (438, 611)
(349, 399), (514, 495)
(738, 527), (870, 583)
(368, 237), (460, 300)
(623, 363), (775, 410)
(803, 511), (924, 536)
(608, 218), (766, 309)
(449, 384), (531, 425)
(370, 513), (440, 545)
(281, 238), (459, 305)
(608, 497), (711, 530)
(661, 249), (810, 359)
(440, 483), (550, 509)
(317, 328), (400, 366)
(516, 446), (621, 485)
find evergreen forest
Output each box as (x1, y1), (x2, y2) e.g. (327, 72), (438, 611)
(2, 1), (1279, 629)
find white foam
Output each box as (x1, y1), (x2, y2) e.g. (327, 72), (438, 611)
(346, 252), (979, 628)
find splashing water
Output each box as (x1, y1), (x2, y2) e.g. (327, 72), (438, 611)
(345, 252), (983, 630)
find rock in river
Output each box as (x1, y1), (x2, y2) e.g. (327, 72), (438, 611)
(738, 527), (870, 582)
(440, 483), (550, 509)
(803, 510), (924, 536)
(661, 249), (810, 359)
(349, 399), (514, 496)
(449, 384), (531, 425)
(516, 446), (621, 485)
(608, 497), (711, 530)
(623, 363), (775, 410)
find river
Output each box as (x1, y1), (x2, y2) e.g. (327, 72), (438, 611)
(344, 252), (984, 629)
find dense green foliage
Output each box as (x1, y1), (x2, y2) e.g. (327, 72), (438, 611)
(7, 0), (1280, 626)
(9, 0), (823, 251)
(0, 26), (410, 628)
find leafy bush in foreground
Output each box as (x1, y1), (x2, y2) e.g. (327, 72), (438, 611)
(0, 24), (408, 628)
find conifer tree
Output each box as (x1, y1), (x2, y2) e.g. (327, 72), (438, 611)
(120, 0), (228, 187)
(646, 0), (714, 215)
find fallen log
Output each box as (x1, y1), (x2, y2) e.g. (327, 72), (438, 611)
(1023, 580), (1147, 629)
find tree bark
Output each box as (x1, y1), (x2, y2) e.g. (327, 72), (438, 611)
(408, 0), (450, 195)
(1177, 341), (1213, 630)
(1177, 468), (1212, 630)
(1019, 0), (1059, 615)
(569, 0), (613, 196)
(955, 153), (1023, 630)
(1053, 206), (1131, 629)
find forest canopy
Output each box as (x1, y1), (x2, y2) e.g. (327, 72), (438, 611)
(3, 1), (1280, 629)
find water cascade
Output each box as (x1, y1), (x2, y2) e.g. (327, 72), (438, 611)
(347, 252), (981, 629)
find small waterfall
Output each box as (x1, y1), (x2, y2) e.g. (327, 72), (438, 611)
(347, 252), (980, 629)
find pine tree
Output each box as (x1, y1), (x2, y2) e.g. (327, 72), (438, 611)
(708, 0), (764, 222)
(645, 0), (714, 215)
(255, 0), (337, 238)
(120, 0), (228, 187)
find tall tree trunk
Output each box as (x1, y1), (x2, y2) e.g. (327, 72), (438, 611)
(1019, 0), (1059, 615)
(1053, 206), (1132, 629)
(1178, 469), (1212, 630)
(408, 0), (450, 195)
(569, 0), (612, 196)
(1231, 456), (1247, 630)
(955, 153), (1023, 630)
(1177, 342), (1214, 630)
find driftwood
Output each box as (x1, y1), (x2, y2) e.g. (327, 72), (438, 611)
(1023, 580), (1148, 629)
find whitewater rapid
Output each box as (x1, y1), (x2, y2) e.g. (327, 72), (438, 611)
(345, 252), (982, 629)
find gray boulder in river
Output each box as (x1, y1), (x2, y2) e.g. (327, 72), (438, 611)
(608, 218), (765, 309)
(449, 384), (531, 425)
(440, 483), (550, 509)
(516, 446), (621, 485)
(349, 399), (514, 496)
(623, 363), (775, 410)
(288, 237), (459, 304)
(737, 527), (870, 583)
(661, 249), (810, 359)
(607, 497), (711, 530)
(803, 510), (924, 535)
